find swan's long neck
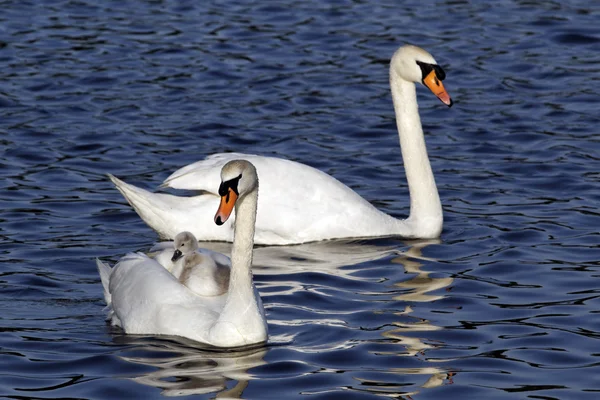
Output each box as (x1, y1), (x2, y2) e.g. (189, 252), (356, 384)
(390, 70), (442, 237)
(218, 181), (262, 337)
(228, 186), (257, 300)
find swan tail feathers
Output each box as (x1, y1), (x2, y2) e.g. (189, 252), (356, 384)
(96, 258), (124, 326)
(96, 258), (113, 308)
(107, 174), (178, 238)
(108, 174), (158, 215)
(108, 174), (224, 241)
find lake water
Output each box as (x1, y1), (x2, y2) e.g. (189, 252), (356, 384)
(1, 0), (599, 398)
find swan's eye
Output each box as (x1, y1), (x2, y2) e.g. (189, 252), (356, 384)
(416, 60), (432, 78)
(218, 175), (242, 196)
(433, 64), (446, 80)
(416, 61), (446, 81)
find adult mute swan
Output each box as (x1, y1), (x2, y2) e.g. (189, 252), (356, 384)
(96, 160), (267, 348)
(109, 44), (452, 245)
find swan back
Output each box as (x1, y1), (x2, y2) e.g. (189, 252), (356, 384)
(104, 252), (226, 337)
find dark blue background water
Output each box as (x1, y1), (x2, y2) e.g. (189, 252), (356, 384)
(1, 0), (599, 398)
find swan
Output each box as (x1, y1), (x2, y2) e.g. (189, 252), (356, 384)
(150, 231), (199, 274)
(96, 160), (267, 347)
(109, 44), (452, 245)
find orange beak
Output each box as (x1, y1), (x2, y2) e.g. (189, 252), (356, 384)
(214, 188), (238, 225)
(423, 70), (453, 107)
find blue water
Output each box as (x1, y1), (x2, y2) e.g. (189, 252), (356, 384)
(1, 0), (599, 398)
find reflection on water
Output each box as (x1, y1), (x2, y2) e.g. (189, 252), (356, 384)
(364, 240), (455, 397)
(118, 337), (266, 397)
(178, 238), (403, 276)
(391, 241), (454, 303)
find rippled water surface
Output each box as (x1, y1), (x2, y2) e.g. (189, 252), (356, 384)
(1, 0), (599, 399)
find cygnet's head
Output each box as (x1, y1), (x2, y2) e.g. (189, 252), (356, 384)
(171, 231), (199, 262)
(390, 44), (452, 107)
(214, 160), (258, 226)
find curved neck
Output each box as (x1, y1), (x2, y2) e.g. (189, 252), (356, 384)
(390, 70), (442, 236)
(226, 184), (258, 304)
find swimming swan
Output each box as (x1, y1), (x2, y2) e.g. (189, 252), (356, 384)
(109, 44), (452, 245)
(97, 160), (267, 347)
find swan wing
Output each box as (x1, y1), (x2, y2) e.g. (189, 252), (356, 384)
(111, 154), (407, 244)
(107, 252), (225, 338)
(96, 259), (113, 309)
(161, 153), (246, 192)
(197, 248), (232, 268)
(148, 241), (174, 253)
(109, 174), (230, 241)
(151, 248), (176, 272)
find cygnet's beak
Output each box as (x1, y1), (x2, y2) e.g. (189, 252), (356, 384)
(171, 249), (183, 262)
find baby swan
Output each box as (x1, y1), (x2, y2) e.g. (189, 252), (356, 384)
(152, 231), (198, 274)
(179, 252), (230, 297)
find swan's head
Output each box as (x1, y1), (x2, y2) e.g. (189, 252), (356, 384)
(214, 159), (258, 226)
(171, 231), (199, 262)
(391, 44), (452, 107)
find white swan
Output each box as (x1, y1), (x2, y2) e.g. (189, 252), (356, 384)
(109, 44), (452, 245)
(96, 160), (267, 347)
(150, 231), (199, 274)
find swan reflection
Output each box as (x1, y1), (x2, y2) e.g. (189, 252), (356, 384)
(365, 239), (455, 397)
(174, 237), (403, 276)
(116, 336), (266, 397)
(390, 241), (454, 303)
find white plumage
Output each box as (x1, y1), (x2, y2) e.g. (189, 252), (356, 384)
(97, 160), (267, 347)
